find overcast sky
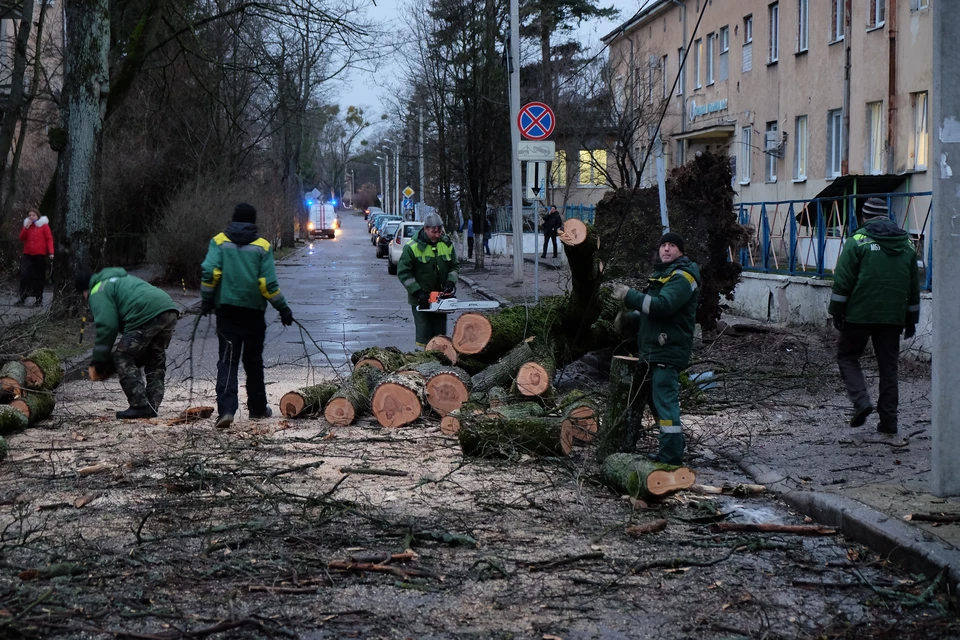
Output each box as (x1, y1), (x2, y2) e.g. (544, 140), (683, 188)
(337, 0), (649, 119)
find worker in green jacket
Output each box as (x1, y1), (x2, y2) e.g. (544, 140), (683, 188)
(396, 212), (460, 347)
(75, 268), (179, 419)
(201, 203), (294, 429)
(612, 232), (700, 465)
(829, 197), (920, 434)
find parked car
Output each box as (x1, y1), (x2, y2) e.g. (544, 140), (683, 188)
(364, 206), (382, 221)
(387, 221), (424, 275)
(368, 213), (386, 233)
(370, 215), (402, 244)
(376, 221), (401, 259)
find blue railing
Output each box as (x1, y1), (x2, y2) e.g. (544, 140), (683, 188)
(562, 204), (596, 224)
(492, 204), (597, 233)
(738, 191), (932, 291)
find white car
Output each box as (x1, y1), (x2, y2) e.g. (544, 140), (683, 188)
(387, 221), (424, 275)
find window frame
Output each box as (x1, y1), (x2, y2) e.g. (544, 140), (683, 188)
(706, 33), (715, 85)
(739, 126), (752, 185)
(677, 47), (685, 95)
(745, 15), (753, 43)
(868, 0), (886, 29)
(830, 0), (844, 43)
(578, 149), (607, 187)
(718, 26), (730, 81)
(794, 115), (808, 181)
(551, 150), (567, 187)
(661, 54), (669, 99)
(765, 120), (779, 183)
(694, 38), (703, 89)
(828, 109), (844, 178)
(912, 92), (929, 171)
(797, 0), (809, 53)
(768, 2), (779, 64)
(867, 101), (884, 175)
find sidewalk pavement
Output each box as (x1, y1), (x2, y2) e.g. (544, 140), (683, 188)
(457, 255), (960, 586)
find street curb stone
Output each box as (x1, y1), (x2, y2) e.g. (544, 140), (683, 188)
(709, 442), (960, 586)
(459, 274), (511, 307)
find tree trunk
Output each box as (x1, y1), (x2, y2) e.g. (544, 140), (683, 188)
(0, 405), (29, 435)
(324, 365), (384, 427)
(0, 361), (27, 400)
(370, 371), (427, 428)
(351, 346), (407, 372)
(470, 342), (535, 393)
(512, 349), (555, 397)
(22, 348), (63, 390)
(401, 362), (472, 416)
(425, 335), (458, 365)
(451, 312), (493, 355)
(596, 355), (638, 463)
(458, 413), (573, 458)
(279, 381), (340, 418)
(0, 0), (36, 204)
(601, 453), (696, 501)
(10, 391), (56, 426)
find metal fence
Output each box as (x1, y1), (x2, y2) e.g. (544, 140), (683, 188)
(738, 191), (933, 291)
(491, 204), (597, 233)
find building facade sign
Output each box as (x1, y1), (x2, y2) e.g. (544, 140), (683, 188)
(688, 99), (728, 122)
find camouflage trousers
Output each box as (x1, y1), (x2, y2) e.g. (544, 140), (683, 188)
(114, 310), (178, 410)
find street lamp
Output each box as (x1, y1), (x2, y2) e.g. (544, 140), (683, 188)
(382, 138), (400, 219)
(376, 155), (389, 214)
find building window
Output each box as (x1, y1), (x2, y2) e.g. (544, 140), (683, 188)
(719, 26), (730, 81)
(743, 15), (753, 72)
(706, 33), (715, 85)
(868, 0), (885, 28)
(579, 149), (607, 186)
(739, 126), (752, 184)
(827, 109), (843, 178)
(765, 121), (778, 182)
(694, 38), (702, 88)
(769, 3), (779, 63)
(661, 54), (669, 99)
(677, 48), (685, 95)
(797, 0), (809, 52)
(794, 115), (808, 180)
(868, 101), (883, 174)
(648, 56), (656, 104)
(830, 0), (844, 42)
(910, 0), (929, 10)
(676, 139), (686, 167)
(912, 92), (929, 170)
(552, 150), (566, 187)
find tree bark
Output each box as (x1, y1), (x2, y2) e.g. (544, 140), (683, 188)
(324, 365), (384, 426)
(22, 348), (63, 390)
(0, 361), (27, 401)
(0, 405), (29, 435)
(0, 0), (36, 203)
(595, 355), (638, 462)
(280, 382), (340, 418)
(458, 413), (573, 458)
(10, 391), (55, 426)
(351, 346), (407, 372)
(601, 453), (696, 501)
(470, 342), (535, 393)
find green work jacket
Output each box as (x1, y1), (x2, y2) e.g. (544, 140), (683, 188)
(200, 222), (288, 313)
(397, 229), (460, 305)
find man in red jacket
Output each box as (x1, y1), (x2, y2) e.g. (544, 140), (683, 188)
(17, 209), (54, 307)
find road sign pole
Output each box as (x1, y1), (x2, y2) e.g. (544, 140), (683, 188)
(509, 0), (523, 283)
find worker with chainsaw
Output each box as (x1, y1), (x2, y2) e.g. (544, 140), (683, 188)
(201, 203), (295, 430)
(75, 268), (179, 419)
(612, 232), (700, 466)
(397, 211), (460, 347)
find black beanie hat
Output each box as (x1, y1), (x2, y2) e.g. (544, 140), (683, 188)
(233, 203), (257, 224)
(658, 231), (685, 253)
(75, 270), (93, 293)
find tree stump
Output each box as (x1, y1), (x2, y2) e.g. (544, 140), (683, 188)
(351, 346), (407, 372)
(425, 336), (458, 365)
(452, 313), (493, 355)
(0, 405), (29, 435)
(21, 348), (63, 390)
(558, 218), (589, 247)
(600, 453), (696, 501)
(596, 355), (638, 463)
(0, 361), (27, 401)
(324, 365), (384, 427)
(470, 342), (535, 393)
(280, 382), (340, 418)
(458, 413), (572, 458)
(371, 372), (427, 428)
(9, 391), (56, 426)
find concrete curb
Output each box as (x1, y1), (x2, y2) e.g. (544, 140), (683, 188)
(708, 442), (960, 585)
(522, 256), (565, 270)
(458, 274), (511, 307)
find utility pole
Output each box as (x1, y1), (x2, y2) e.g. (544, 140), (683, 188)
(508, 0), (523, 283)
(419, 103), (426, 207)
(932, 0), (960, 496)
(394, 145), (401, 219)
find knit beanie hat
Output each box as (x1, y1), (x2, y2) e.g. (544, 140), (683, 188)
(233, 203), (257, 224)
(658, 231), (685, 253)
(423, 212), (444, 228)
(75, 270), (93, 293)
(861, 197), (889, 218)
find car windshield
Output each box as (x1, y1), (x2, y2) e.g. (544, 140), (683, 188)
(384, 222), (401, 236)
(404, 225), (423, 238)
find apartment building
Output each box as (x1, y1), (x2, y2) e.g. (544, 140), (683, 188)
(601, 0), (932, 218)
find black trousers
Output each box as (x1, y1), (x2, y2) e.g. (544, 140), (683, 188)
(19, 254), (47, 301)
(215, 306), (268, 417)
(542, 233), (558, 257)
(837, 323), (902, 430)
(467, 236), (474, 258)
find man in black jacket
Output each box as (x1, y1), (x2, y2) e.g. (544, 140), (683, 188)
(541, 206), (563, 259)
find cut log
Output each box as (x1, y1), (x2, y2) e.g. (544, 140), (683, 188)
(400, 362), (472, 415)
(425, 336), (458, 365)
(470, 342), (535, 393)
(595, 356), (638, 462)
(558, 217), (589, 247)
(487, 386), (510, 408)
(458, 413), (571, 458)
(0, 361), (27, 400)
(167, 406), (215, 425)
(0, 405), (29, 435)
(451, 313), (493, 355)
(402, 350), (453, 367)
(492, 402), (544, 420)
(600, 453), (696, 501)
(9, 391), (56, 426)
(440, 402), (485, 435)
(325, 365), (384, 427)
(351, 346), (407, 372)
(22, 348), (63, 390)
(562, 402), (599, 443)
(280, 382), (340, 418)
(513, 356), (555, 397)
(370, 371), (427, 428)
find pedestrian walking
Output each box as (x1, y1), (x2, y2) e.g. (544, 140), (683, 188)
(201, 203), (295, 429)
(397, 212), (460, 347)
(829, 197), (920, 434)
(75, 268), (179, 419)
(17, 209), (54, 307)
(541, 205), (563, 259)
(612, 232), (700, 465)
(466, 217), (475, 259)
(483, 210), (493, 255)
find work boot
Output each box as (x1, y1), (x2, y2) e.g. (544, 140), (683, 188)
(214, 413), (234, 429)
(116, 406), (158, 420)
(850, 405), (874, 428)
(646, 453), (661, 463)
(250, 407), (273, 419)
(877, 422), (898, 435)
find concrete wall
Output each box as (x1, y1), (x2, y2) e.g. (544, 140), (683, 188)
(728, 272), (932, 359)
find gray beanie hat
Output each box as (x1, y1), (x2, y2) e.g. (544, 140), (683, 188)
(423, 212), (444, 228)
(862, 197), (889, 218)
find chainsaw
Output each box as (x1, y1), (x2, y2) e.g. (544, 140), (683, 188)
(423, 291), (500, 314)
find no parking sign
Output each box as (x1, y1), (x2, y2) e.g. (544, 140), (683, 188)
(517, 102), (555, 141)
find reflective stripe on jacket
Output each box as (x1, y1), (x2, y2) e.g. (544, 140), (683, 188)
(396, 229), (459, 305)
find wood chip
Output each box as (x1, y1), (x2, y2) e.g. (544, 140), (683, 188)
(78, 462), (113, 477)
(74, 493), (98, 508)
(625, 519), (668, 537)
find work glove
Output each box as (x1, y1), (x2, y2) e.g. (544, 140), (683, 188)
(831, 314), (844, 331)
(904, 323), (916, 339)
(279, 307), (295, 327)
(416, 290), (430, 310)
(92, 360), (114, 378)
(442, 282), (456, 296)
(611, 283), (630, 301)
(200, 300), (214, 317)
